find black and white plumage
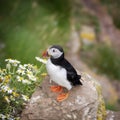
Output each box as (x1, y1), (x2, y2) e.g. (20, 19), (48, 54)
(46, 45), (82, 90)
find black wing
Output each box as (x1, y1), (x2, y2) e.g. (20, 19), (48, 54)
(61, 59), (82, 86)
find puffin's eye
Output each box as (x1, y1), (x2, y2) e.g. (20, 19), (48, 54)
(52, 49), (55, 52)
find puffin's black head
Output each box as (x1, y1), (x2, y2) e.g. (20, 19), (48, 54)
(47, 45), (64, 59)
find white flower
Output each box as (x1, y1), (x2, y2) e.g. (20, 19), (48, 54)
(0, 114), (7, 119)
(16, 76), (23, 82)
(8, 89), (13, 94)
(1, 85), (9, 91)
(27, 73), (36, 81)
(19, 65), (26, 70)
(1, 85), (13, 94)
(16, 76), (31, 84)
(6, 63), (11, 71)
(26, 69), (36, 81)
(25, 64), (34, 71)
(16, 66), (25, 75)
(22, 94), (29, 101)
(22, 79), (31, 84)
(35, 57), (47, 64)
(5, 59), (20, 66)
(16, 69), (25, 75)
(0, 76), (4, 81)
(27, 64), (34, 68)
(0, 69), (7, 76)
(26, 69), (32, 75)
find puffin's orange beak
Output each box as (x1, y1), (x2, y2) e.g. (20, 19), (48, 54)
(42, 50), (49, 58)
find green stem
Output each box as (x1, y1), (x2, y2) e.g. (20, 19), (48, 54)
(35, 64), (45, 76)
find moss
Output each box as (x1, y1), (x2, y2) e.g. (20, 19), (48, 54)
(96, 83), (107, 120)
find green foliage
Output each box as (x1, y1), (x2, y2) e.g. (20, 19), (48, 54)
(105, 103), (118, 111)
(43, 0), (71, 29)
(0, 59), (45, 119)
(0, 0), (70, 66)
(89, 44), (120, 80)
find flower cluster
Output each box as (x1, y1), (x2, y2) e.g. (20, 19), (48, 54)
(0, 59), (43, 120)
(80, 32), (96, 41)
(16, 64), (38, 84)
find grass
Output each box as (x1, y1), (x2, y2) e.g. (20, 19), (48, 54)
(93, 45), (120, 80)
(0, 0), (70, 67)
(105, 103), (119, 111)
(82, 44), (120, 80)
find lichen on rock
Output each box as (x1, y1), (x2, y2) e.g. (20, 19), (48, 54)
(93, 77), (106, 120)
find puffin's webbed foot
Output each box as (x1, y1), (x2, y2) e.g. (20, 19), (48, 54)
(50, 86), (63, 92)
(57, 93), (69, 102)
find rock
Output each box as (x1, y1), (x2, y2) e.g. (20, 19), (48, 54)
(67, 28), (119, 106)
(97, 76), (118, 105)
(66, 44), (119, 106)
(106, 110), (120, 120)
(21, 72), (106, 120)
(67, 20), (81, 55)
(80, 0), (120, 51)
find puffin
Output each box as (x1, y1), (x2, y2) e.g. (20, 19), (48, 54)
(42, 45), (82, 102)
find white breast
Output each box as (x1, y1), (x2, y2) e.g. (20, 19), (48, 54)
(46, 59), (72, 90)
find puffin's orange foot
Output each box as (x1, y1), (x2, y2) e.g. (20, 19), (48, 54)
(57, 93), (69, 102)
(50, 86), (63, 92)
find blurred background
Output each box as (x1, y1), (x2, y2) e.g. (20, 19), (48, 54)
(0, 0), (120, 111)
